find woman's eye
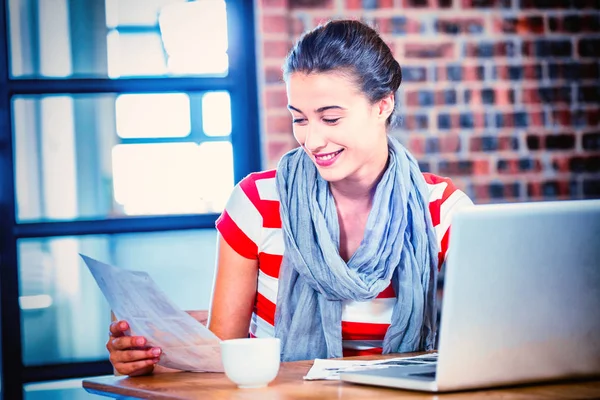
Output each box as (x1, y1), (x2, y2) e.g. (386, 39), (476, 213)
(293, 118), (307, 124)
(323, 118), (341, 124)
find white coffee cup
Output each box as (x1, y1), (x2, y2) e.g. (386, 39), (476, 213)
(219, 337), (281, 389)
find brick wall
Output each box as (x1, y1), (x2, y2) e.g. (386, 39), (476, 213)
(255, 0), (600, 203)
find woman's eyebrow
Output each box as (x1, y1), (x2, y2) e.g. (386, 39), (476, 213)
(287, 105), (346, 113)
(287, 104), (303, 113)
(315, 105), (346, 113)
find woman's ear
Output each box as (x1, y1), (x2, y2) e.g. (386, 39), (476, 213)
(377, 93), (395, 123)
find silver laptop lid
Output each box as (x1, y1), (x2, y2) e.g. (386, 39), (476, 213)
(436, 199), (600, 391)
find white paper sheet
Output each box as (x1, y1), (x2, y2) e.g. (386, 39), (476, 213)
(303, 353), (438, 380)
(81, 254), (223, 372)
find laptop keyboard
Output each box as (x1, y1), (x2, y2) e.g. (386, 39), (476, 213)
(408, 371), (437, 378)
(375, 353), (438, 367)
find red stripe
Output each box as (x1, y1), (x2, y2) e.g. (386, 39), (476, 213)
(254, 292), (276, 326)
(429, 198), (442, 227)
(376, 283), (395, 298)
(258, 253), (283, 279)
(240, 172), (281, 229)
(441, 181), (458, 203)
(342, 321), (389, 341)
(342, 347), (383, 357)
(215, 211), (258, 260)
(252, 169), (277, 180)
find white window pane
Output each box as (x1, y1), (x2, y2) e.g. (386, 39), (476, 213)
(105, 0), (186, 28)
(159, 1), (228, 75)
(38, 0), (72, 77)
(107, 31), (167, 78)
(116, 93), (190, 138)
(9, 0), (228, 78)
(112, 143), (200, 215)
(112, 142), (233, 215)
(197, 141), (234, 211)
(202, 92), (231, 137)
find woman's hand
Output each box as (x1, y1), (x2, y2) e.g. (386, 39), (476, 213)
(107, 320), (162, 376)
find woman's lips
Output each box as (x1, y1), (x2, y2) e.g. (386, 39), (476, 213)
(313, 149), (343, 167)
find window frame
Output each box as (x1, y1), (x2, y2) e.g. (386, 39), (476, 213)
(0, 1), (261, 397)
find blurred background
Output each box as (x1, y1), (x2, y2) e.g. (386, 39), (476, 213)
(0, 0), (598, 398)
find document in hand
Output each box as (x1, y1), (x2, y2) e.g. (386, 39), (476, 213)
(80, 254), (223, 372)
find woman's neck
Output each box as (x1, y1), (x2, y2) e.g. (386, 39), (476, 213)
(330, 144), (389, 211)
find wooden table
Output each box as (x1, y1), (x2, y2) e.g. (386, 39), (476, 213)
(83, 353), (600, 399)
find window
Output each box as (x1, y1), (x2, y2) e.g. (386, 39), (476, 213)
(13, 91), (234, 220)
(0, 1), (260, 397)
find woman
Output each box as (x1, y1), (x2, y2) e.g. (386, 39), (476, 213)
(107, 19), (473, 376)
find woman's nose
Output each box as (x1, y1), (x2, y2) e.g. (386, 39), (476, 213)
(304, 124), (327, 154)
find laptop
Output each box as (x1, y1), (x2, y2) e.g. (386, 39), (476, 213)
(340, 199), (600, 392)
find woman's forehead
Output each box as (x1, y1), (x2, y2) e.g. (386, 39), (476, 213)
(286, 72), (362, 109)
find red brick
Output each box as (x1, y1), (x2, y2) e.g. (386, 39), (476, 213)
(496, 88), (514, 105)
(263, 40), (291, 59)
(440, 135), (461, 153)
(268, 140), (295, 164)
(529, 110), (545, 127)
(289, 16), (307, 36)
(267, 115), (292, 133)
(404, 42), (455, 59)
(551, 156), (570, 173)
(473, 159), (490, 175)
(406, 91), (420, 107)
(474, 113), (487, 129)
(375, 17), (392, 34)
(493, 16), (544, 34)
(262, 15), (289, 34)
(289, 0), (333, 8)
(551, 109), (571, 127)
(527, 181), (542, 197)
(523, 64), (543, 80)
(404, 0), (430, 6)
(259, 0), (287, 8)
(473, 183), (489, 201)
(408, 135), (426, 155)
(264, 66), (283, 84)
(346, 0), (362, 8)
(265, 89), (288, 108)
(434, 90), (457, 105)
(313, 16), (335, 28)
(379, 0), (395, 7)
(498, 136), (517, 151)
(522, 88), (540, 104)
(403, 114), (429, 130)
(463, 65), (485, 81)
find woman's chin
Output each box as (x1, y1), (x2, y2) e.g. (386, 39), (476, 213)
(315, 166), (349, 183)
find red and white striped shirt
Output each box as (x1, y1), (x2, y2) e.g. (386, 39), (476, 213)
(215, 169), (473, 356)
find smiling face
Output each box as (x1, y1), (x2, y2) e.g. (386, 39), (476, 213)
(286, 71), (394, 184)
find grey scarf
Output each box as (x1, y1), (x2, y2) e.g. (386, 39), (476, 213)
(274, 136), (439, 361)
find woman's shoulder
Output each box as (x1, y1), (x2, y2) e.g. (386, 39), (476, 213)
(237, 169), (279, 201)
(421, 172), (473, 216)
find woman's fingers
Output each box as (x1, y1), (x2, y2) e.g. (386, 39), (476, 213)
(109, 320), (129, 337)
(106, 320), (161, 377)
(110, 335), (148, 351)
(114, 358), (159, 376)
(110, 347), (161, 364)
